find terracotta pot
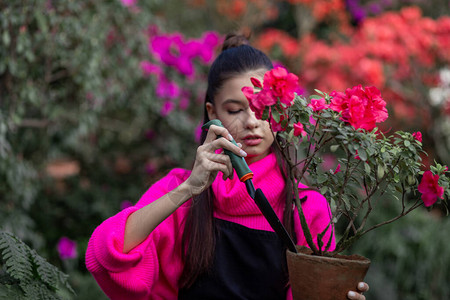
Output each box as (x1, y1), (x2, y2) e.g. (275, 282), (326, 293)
(286, 245), (370, 300)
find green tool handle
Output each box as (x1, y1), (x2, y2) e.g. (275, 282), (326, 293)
(202, 119), (253, 182)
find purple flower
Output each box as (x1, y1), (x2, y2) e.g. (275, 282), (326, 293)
(140, 61), (162, 77)
(145, 129), (156, 140)
(57, 237), (77, 260)
(120, 200), (133, 210)
(156, 77), (181, 100)
(120, 0), (137, 7)
(160, 100), (175, 116)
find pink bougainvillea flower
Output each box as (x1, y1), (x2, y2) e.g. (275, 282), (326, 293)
(293, 122), (307, 137)
(120, 200), (133, 210)
(145, 129), (156, 140)
(120, 0), (137, 7)
(418, 170), (444, 207)
(160, 100), (175, 116)
(156, 76), (181, 100)
(333, 164), (341, 174)
(412, 131), (422, 142)
(57, 237), (77, 260)
(140, 61), (162, 77)
(263, 67), (299, 106)
(330, 85), (388, 131)
(308, 97), (329, 111)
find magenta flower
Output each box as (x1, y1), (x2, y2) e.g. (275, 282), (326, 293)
(418, 170), (444, 207)
(263, 67), (299, 106)
(140, 61), (162, 77)
(293, 122), (307, 137)
(412, 131), (422, 142)
(156, 77), (181, 100)
(57, 237), (77, 260)
(120, 200), (133, 210)
(333, 164), (341, 174)
(120, 0), (137, 7)
(160, 100), (175, 116)
(330, 85), (388, 131)
(308, 98), (329, 111)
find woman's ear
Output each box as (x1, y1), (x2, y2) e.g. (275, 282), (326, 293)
(206, 102), (217, 120)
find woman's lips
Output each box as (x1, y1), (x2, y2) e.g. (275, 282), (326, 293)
(242, 136), (262, 146)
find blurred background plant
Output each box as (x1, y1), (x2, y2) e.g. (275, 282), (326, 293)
(0, 0), (449, 299)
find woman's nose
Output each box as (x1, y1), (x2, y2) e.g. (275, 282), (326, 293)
(245, 109), (259, 129)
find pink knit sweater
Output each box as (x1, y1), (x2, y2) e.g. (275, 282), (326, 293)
(85, 153), (335, 299)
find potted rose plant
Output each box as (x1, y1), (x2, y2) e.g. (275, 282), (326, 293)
(242, 67), (449, 300)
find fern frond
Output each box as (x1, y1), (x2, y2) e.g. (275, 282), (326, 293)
(0, 232), (33, 283)
(31, 249), (75, 295)
(21, 280), (60, 300)
(0, 283), (26, 300)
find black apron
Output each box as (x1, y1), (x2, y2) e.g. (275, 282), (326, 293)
(178, 218), (289, 300)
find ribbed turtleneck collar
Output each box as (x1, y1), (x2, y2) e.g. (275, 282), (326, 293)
(211, 152), (286, 231)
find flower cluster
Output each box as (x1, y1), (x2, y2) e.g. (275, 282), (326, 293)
(242, 67), (300, 131)
(329, 85), (388, 131)
(140, 27), (221, 116)
(243, 67), (449, 255)
(255, 6), (450, 123)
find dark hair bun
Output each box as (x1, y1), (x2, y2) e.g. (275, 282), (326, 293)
(221, 33), (250, 52)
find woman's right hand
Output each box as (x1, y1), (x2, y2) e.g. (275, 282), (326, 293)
(184, 124), (247, 196)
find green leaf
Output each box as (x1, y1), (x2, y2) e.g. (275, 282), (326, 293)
(358, 148), (368, 161)
(330, 145), (339, 152)
(272, 109), (280, 123)
(364, 163), (371, 175)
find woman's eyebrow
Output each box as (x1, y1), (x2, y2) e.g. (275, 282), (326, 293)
(222, 99), (245, 105)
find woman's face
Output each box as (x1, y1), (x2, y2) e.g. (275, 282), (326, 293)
(206, 71), (274, 165)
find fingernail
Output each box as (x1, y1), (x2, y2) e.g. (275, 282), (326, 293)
(240, 150), (247, 157)
(228, 134), (233, 140)
(358, 282), (365, 290)
(348, 291), (356, 298)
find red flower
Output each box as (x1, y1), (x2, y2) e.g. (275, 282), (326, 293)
(333, 164), (341, 174)
(242, 86), (276, 119)
(308, 97), (329, 111)
(250, 77), (263, 88)
(330, 85), (388, 131)
(263, 67), (299, 106)
(418, 170), (444, 207)
(412, 131), (422, 142)
(293, 122), (307, 137)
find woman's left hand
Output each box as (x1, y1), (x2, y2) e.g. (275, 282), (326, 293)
(347, 282), (369, 299)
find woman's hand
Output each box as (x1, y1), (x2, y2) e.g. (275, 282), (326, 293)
(185, 124), (247, 196)
(347, 282), (369, 299)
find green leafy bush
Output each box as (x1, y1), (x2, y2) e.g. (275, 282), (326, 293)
(0, 231), (74, 299)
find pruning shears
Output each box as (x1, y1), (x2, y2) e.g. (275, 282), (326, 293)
(202, 119), (298, 253)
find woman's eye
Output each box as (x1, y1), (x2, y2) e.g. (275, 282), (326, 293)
(228, 109), (243, 114)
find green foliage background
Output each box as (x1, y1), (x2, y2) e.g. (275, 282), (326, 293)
(1, 1), (449, 299)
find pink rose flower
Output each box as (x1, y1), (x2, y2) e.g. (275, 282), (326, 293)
(330, 85), (388, 131)
(333, 164), (341, 174)
(293, 122), (307, 137)
(263, 67), (299, 106)
(57, 237), (77, 260)
(412, 131), (422, 142)
(418, 170), (444, 207)
(308, 98), (329, 111)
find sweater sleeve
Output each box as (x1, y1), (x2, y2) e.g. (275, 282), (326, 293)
(293, 188), (336, 252)
(85, 168), (191, 300)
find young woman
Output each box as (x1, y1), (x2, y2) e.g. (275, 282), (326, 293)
(86, 34), (369, 300)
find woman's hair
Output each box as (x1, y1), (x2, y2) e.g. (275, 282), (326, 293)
(179, 33), (295, 289)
